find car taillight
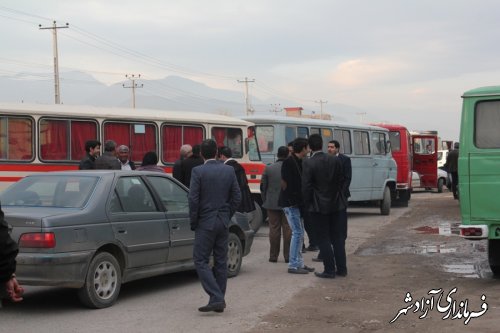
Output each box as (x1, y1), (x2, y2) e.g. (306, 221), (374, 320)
(19, 233), (56, 248)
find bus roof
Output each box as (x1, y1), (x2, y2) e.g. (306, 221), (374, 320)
(241, 115), (388, 131)
(0, 103), (253, 126)
(462, 86), (500, 98)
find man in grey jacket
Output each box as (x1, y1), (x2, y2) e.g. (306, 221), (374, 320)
(261, 146), (291, 263)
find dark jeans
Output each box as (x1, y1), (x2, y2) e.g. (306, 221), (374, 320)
(310, 212), (335, 275)
(332, 209), (348, 274)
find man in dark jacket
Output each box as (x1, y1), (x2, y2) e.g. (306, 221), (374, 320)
(279, 138), (315, 274)
(0, 205), (24, 304)
(95, 140), (121, 170)
(79, 140), (101, 170)
(302, 134), (343, 279)
(218, 146), (255, 213)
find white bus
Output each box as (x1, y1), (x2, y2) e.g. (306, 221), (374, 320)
(242, 115), (398, 215)
(0, 103), (266, 229)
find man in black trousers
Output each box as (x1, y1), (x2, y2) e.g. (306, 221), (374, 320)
(302, 134), (343, 278)
(189, 139), (241, 313)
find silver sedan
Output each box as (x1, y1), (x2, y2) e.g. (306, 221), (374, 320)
(1, 170), (254, 308)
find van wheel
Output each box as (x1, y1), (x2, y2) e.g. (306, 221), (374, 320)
(247, 202), (263, 233)
(488, 240), (500, 276)
(78, 252), (122, 308)
(380, 186), (391, 216)
(437, 178), (444, 193)
(227, 233), (243, 278)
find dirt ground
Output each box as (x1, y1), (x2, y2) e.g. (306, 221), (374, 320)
(248, 193), (500, 333)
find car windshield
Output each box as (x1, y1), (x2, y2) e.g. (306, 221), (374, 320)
(0, 175), (99, 208)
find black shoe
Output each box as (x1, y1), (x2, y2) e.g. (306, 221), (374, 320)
(312, 257), (323, 262)
(269, 258), (277, 263)
(314, 271), (335, 279)
(336, 270), (347, 277)
(198, 302), (225, 313)
(302, 265), (315, 272)
(306, 245), (319, 252)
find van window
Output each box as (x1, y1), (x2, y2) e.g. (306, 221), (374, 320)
(354, 131), (370, 155)
(371, 132), (387, 155)
(475, 100), (500, 148)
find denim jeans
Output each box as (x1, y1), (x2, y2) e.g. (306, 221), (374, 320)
(283, 206), (304, 269)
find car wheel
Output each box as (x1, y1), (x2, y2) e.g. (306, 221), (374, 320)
(437, 178), (444, 193)
(227, 233), (243, 278)
(380, 186), (391, 216)
(247, 202), (263, 233)
(78, 252), (122, 309)
(489, 240), (500, 276)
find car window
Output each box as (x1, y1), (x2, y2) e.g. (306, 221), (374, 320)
(110, 177), (158, 213)
(146, 176), (188, 213)
(0, 175), (98, 208)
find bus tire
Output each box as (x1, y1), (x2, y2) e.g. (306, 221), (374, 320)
(488, 239), (500, 276)
(437, 178), (444, 193)
(380, 186), (391, 215)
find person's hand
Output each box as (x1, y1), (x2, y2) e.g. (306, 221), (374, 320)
(5, 276), (24, 302)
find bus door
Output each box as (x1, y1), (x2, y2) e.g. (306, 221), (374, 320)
(412, 135), (438, 188)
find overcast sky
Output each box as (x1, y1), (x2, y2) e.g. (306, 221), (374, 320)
(2, 1), (500, 141)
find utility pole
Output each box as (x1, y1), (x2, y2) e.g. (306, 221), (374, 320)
(269, 103), (281, 115)
(39, 21), (69, 104)
(315, 99), (328, 118)
(122, 74), (143, 108)
(356, 112), (367, 123)
(237, 77), (255, 115)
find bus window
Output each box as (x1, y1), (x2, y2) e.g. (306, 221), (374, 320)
(104, 121), (157, 162)
(255, 125), (274, 153)
(0, 116), (33, 161)
(247, 126), (261, 161)
(40, 118), (97, 161)
(162, 125), (204, 163)
(475, 100), (500, 148)
(389, 131), (401, 152)
(212, 127), (243, 158)
(354, 131), (370, 155)
(371, 132), (387, 155)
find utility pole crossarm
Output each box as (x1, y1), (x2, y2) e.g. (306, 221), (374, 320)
(39, 21), (69, 105)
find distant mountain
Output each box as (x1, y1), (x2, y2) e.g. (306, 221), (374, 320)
(0, 71), (367, 122)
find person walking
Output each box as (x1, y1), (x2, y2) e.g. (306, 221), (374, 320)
(0, 204), (24, 305)
(189, 139), (241, 313)
(279, 138), (315, 275)
(302, 134), (343, 279)
(218, 146), (256, 213)
(261, 146), (291, 263)
(78, 140), (101, 170)
(117, 145), (136, 170)
(95, 140), (121, 170)
(445, 142), (459, 199)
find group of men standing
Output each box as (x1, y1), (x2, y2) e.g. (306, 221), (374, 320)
(261, 134), (351, 279)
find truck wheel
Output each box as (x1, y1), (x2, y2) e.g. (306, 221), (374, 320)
(488, 239), (500, 276)
(78, 252), (122, 308)
(380, 186), (391, 215)
(227, 233), (243, 278)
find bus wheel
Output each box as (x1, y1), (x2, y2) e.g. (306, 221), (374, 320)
(437, 178), (444, 193)
(380, 186), (391, 216)
(488, 239), (500, 276)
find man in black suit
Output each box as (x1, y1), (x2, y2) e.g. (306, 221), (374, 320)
(189, 139), (241, 313)
(327, 140), (351, 277)
(302, 134), (343, 279)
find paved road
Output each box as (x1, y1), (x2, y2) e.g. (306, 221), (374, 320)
(1, 203), (411, 333)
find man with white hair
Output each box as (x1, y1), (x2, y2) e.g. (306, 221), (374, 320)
(173, 144), (192, 182)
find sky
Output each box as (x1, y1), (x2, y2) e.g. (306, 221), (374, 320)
(2, 1), (500, 141)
